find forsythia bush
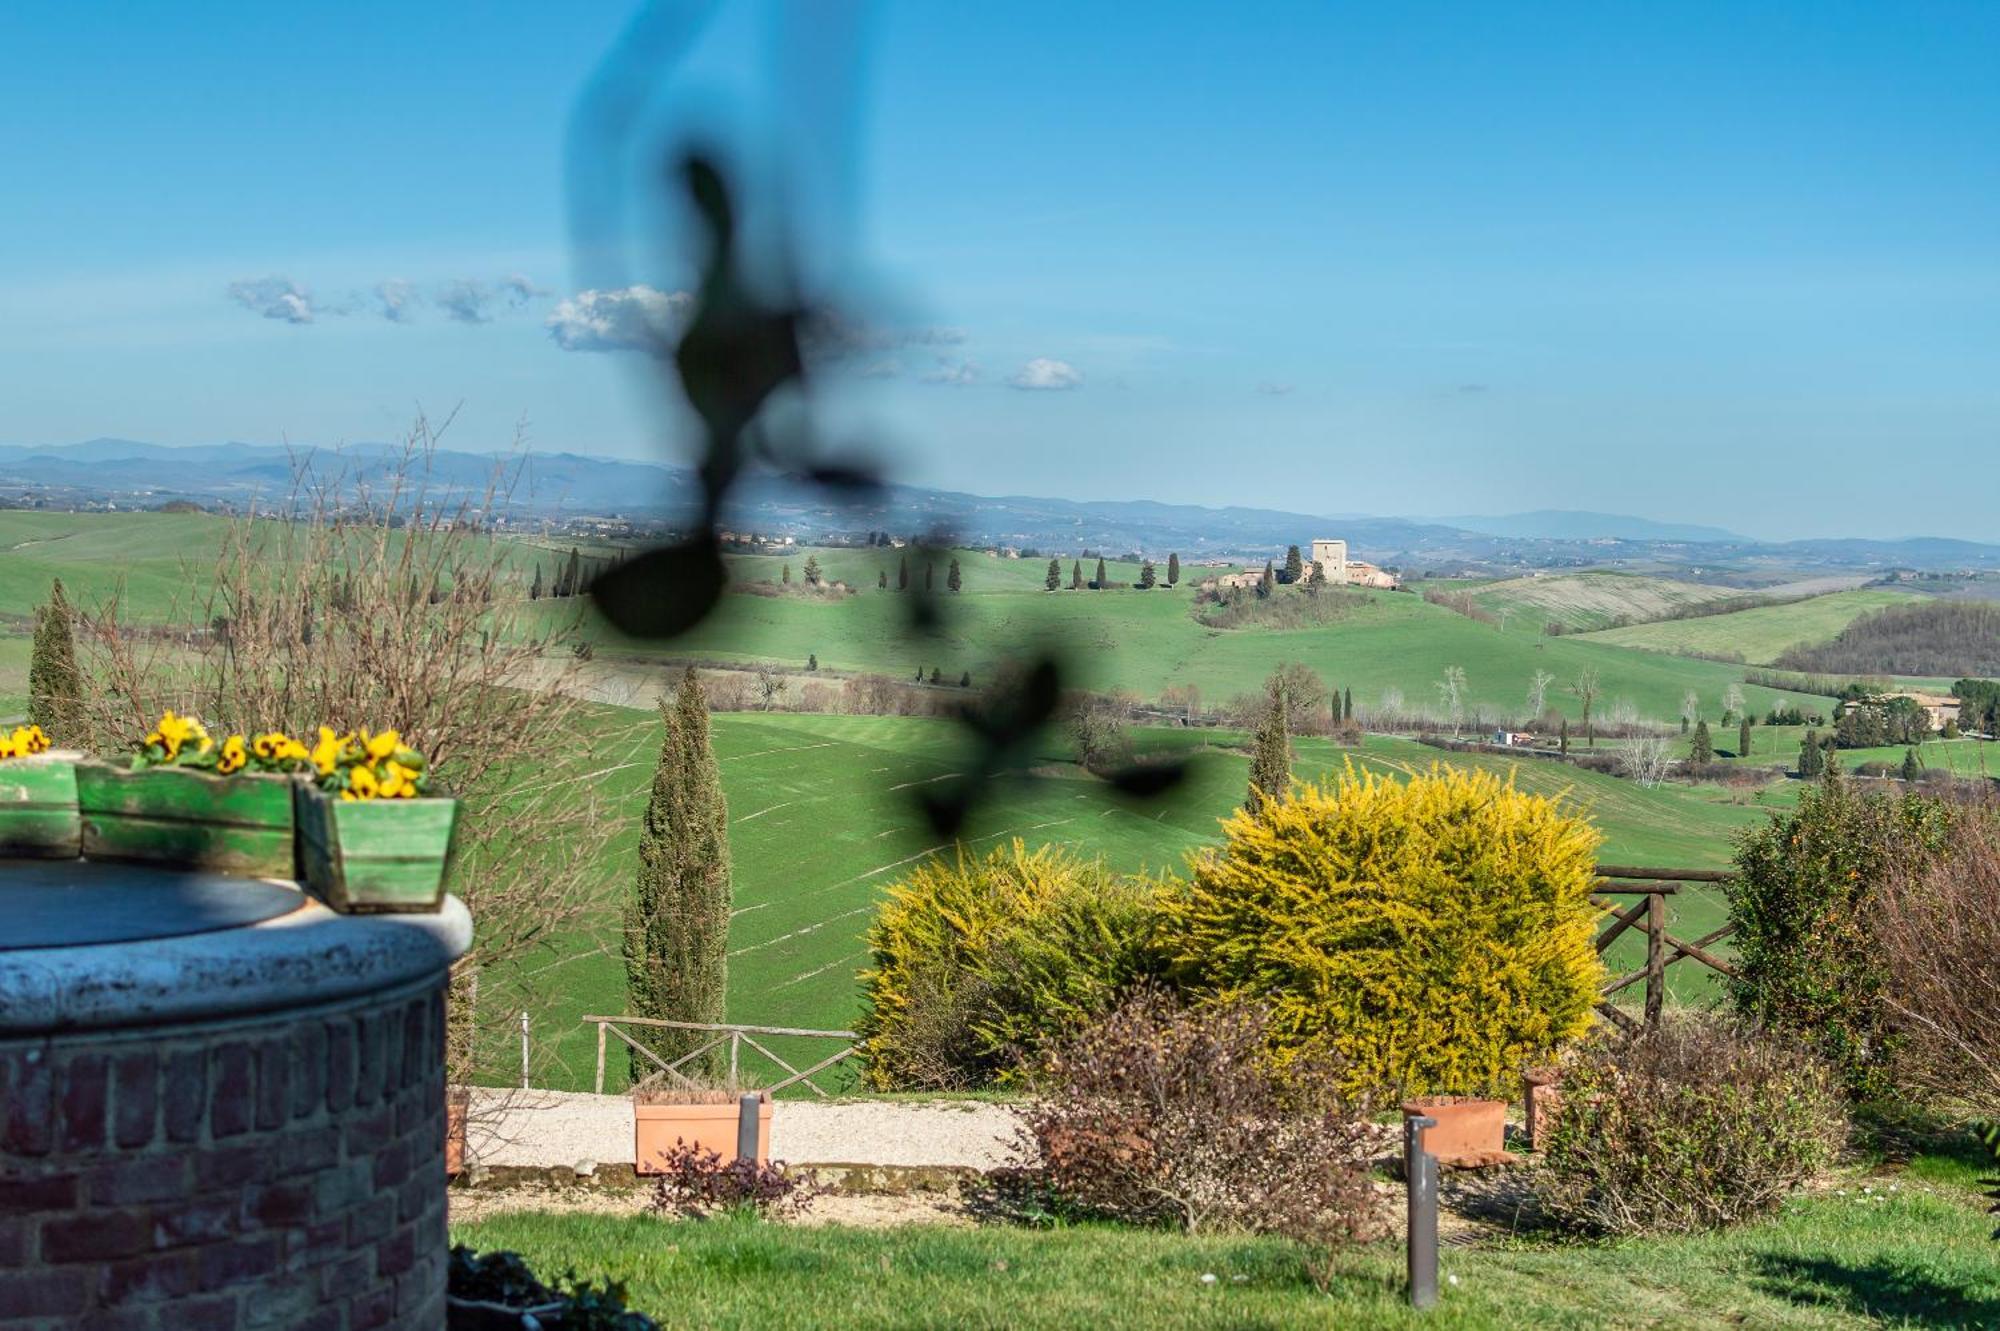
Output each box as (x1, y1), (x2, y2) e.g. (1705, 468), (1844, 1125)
(1163, 763), (1603, 1098)
(857, 841), (1164, 1090)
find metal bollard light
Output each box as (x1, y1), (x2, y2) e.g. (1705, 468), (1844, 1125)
(1405, 1113), (1439, 1310)
(736, 1092), (762, 1163)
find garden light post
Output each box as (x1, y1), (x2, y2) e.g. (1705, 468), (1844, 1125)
(1405, 1113), (1439, 1310)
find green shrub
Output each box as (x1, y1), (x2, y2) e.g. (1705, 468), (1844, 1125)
(1536, 1016), (1847, 1235)
(1726, 775), (1958, 1100)
(857, 841), (1163, 1090)
(1161, 763), (1603, 1098)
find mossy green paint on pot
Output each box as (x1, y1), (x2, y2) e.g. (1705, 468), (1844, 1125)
(0, 753), (82, 858)
(75, 761), (295, 878)
(294, 781), (458, 913)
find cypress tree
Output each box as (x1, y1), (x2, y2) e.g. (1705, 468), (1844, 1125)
(1343, 685), (1354, 722)
(1799, 729), (1823, 778)
(898, 554), (909, 590)
(1045, 558), (1061, 591)
(564, 547), (583, 597)
(1139, 560), (1156, 589)
(959, 670), (971, 687)
(878, 570), (888, 590)
(1247, 682), (1291, 811)
(1738, 716), (1752, 758)
(782, 563), (792, 586)
(925, 561), (935, 593)
(529, 565), (543, 600)
(1283, 544), (1304, 584)
(1900, 746), (1921, 781)
(622, 669), (732, 1083)
(930, 667), (942, 684)
(1094, 556), (1107, 589)
(1257, 560), (1276, 599)
(1167, 552), (1180, 586)
(803, 554), (822, 586)
(1689, 720), (1714, 765)
(28, 579), (82, 738)
(1071, 560), (1083, 590)
(947, 558), (961, 593)
(1559, 717), (1570, 754)
(807, 653), (818, 672)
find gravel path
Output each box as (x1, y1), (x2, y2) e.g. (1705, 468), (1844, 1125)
(463, 1088), (1019, 1171)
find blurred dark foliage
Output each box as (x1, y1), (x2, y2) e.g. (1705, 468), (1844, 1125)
(573, 8), (1184, 836)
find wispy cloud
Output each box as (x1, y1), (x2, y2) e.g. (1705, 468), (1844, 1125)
(1256, 381), (1295, 396)
(226, 275), (317, 324)
(1009, 357), (1082, 391)
(435, 279), (500, 324)
(544, 285), (692, 352)
(858, 358), (903, 379)
(374, 279), (419, 323)
(921, 358), (979, 386)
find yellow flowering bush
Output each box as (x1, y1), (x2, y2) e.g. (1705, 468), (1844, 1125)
(0, 725), (55, 760)
(1161, 762), (1605, 1098)
(310, 727), (431, 801)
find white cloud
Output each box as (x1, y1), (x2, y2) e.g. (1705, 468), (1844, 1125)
(545, 285), (693, 352)
(501, 273), (547, 307)
(921, 357), (979, 386)
(435, 279), (498, 324)
(859, 358), (903, 379)
(1256, 381), (1295, 396)
(1009, 357), (1082, 391)
(374, 279), (419, 323)
(226, 275), (317, 324)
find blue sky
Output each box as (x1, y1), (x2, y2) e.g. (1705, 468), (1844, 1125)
(4, 2), (1999, 540)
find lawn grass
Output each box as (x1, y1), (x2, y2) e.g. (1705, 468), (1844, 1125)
(499, 708), (1783, 1090)
(450, 1150), (2000, 1329)
(1578, 590), (1922, 666)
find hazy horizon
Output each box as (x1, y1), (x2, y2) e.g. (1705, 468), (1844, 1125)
(6, 2), (1999, 541)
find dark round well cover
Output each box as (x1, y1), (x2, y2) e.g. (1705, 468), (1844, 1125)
(0, 860), (306, 950)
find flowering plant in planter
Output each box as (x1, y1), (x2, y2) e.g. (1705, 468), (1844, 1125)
(76, 711), (299, 876)
(295, 727), (458, 913)
(0, 724), (81, 858)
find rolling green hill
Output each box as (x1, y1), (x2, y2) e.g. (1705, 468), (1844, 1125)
(1579, 588), (1921, 665)
(1469, 571), (1747, 632)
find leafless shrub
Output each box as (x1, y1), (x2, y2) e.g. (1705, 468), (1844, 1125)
(1011, 990), (1380, 1243)
(76, 417), (620, 1082)
(1874, 816), (2000, 1113)
(1616, 734), (1674, 787)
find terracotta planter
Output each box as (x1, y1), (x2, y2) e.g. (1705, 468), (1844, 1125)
(295, 781), (459, 913)
(0, 751), (82, 858)
(76, 762), (295, 878)
(1522, 1068), (1564, 1153)
(634, 1095), (772, 1174)
(1402, 1096), (1509, 1166)
(445, 1091), (469, 1177)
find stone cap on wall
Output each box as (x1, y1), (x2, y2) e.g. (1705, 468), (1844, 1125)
(0, 862), (470, 1034)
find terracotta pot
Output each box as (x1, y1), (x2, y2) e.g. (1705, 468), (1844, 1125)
(634, 1095), (772, 1174)
(1521, 1068), (1564, 1153)
(445, 1093), (469, 1177)
(1401, 1096), (1508, 1165)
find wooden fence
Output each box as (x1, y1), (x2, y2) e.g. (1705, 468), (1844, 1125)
(1592, 864), (1736, 1032)
(584, 1015), (859, 1097)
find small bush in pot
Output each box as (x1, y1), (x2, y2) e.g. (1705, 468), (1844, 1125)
(1012, 990), (1380, 1243)
(1535, 1015), (1847, 1236)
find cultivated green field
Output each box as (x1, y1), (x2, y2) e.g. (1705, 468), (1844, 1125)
(1469, 571), (1750, 632)
(510, 707), (1782, 1091)
(1579, 589), (1920, 665)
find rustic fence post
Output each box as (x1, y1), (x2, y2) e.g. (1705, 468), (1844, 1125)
(1405, 1114), (1439, 1310)
(519, 1010), (531, 1089)
(595, 1020), (608, 1095)
(1645, 890), (1666, 1028)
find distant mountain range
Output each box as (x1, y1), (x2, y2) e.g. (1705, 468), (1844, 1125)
(3, 439), (1998, 578)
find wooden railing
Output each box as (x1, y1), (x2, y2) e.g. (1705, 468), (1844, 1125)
(583, 1015), (859, 1097)
(1592, 865), (1736, 1032)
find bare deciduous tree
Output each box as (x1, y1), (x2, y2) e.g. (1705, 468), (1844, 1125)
(1570, 668), (1601, 747)
(1617, 734), (1674, 787)
(1527, 669), (1556, 717)
(1434, 665), (1468, 737)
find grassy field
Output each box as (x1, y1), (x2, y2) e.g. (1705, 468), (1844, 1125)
(451, 1138), (2000, 1329)
(1579, 590), (1921, 666)
(1468, 571), (1749, 632)
(508, 707), (1782, 1091)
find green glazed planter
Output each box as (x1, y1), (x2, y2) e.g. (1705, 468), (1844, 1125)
(295, 780), (458, 913)
(0, 751), (83, 858)
(75, 762), (296, 878)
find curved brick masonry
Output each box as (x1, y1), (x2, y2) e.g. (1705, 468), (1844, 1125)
(0, 867), (469, 1331)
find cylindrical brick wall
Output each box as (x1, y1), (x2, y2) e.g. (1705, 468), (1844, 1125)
(1, 980), (446, 1331)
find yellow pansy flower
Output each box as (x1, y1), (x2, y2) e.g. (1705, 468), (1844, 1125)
(311, 727), (344, 776)
(347, 765), (380, 801)
(364, 729), (401, 763)
(216, 735), (247, 775)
